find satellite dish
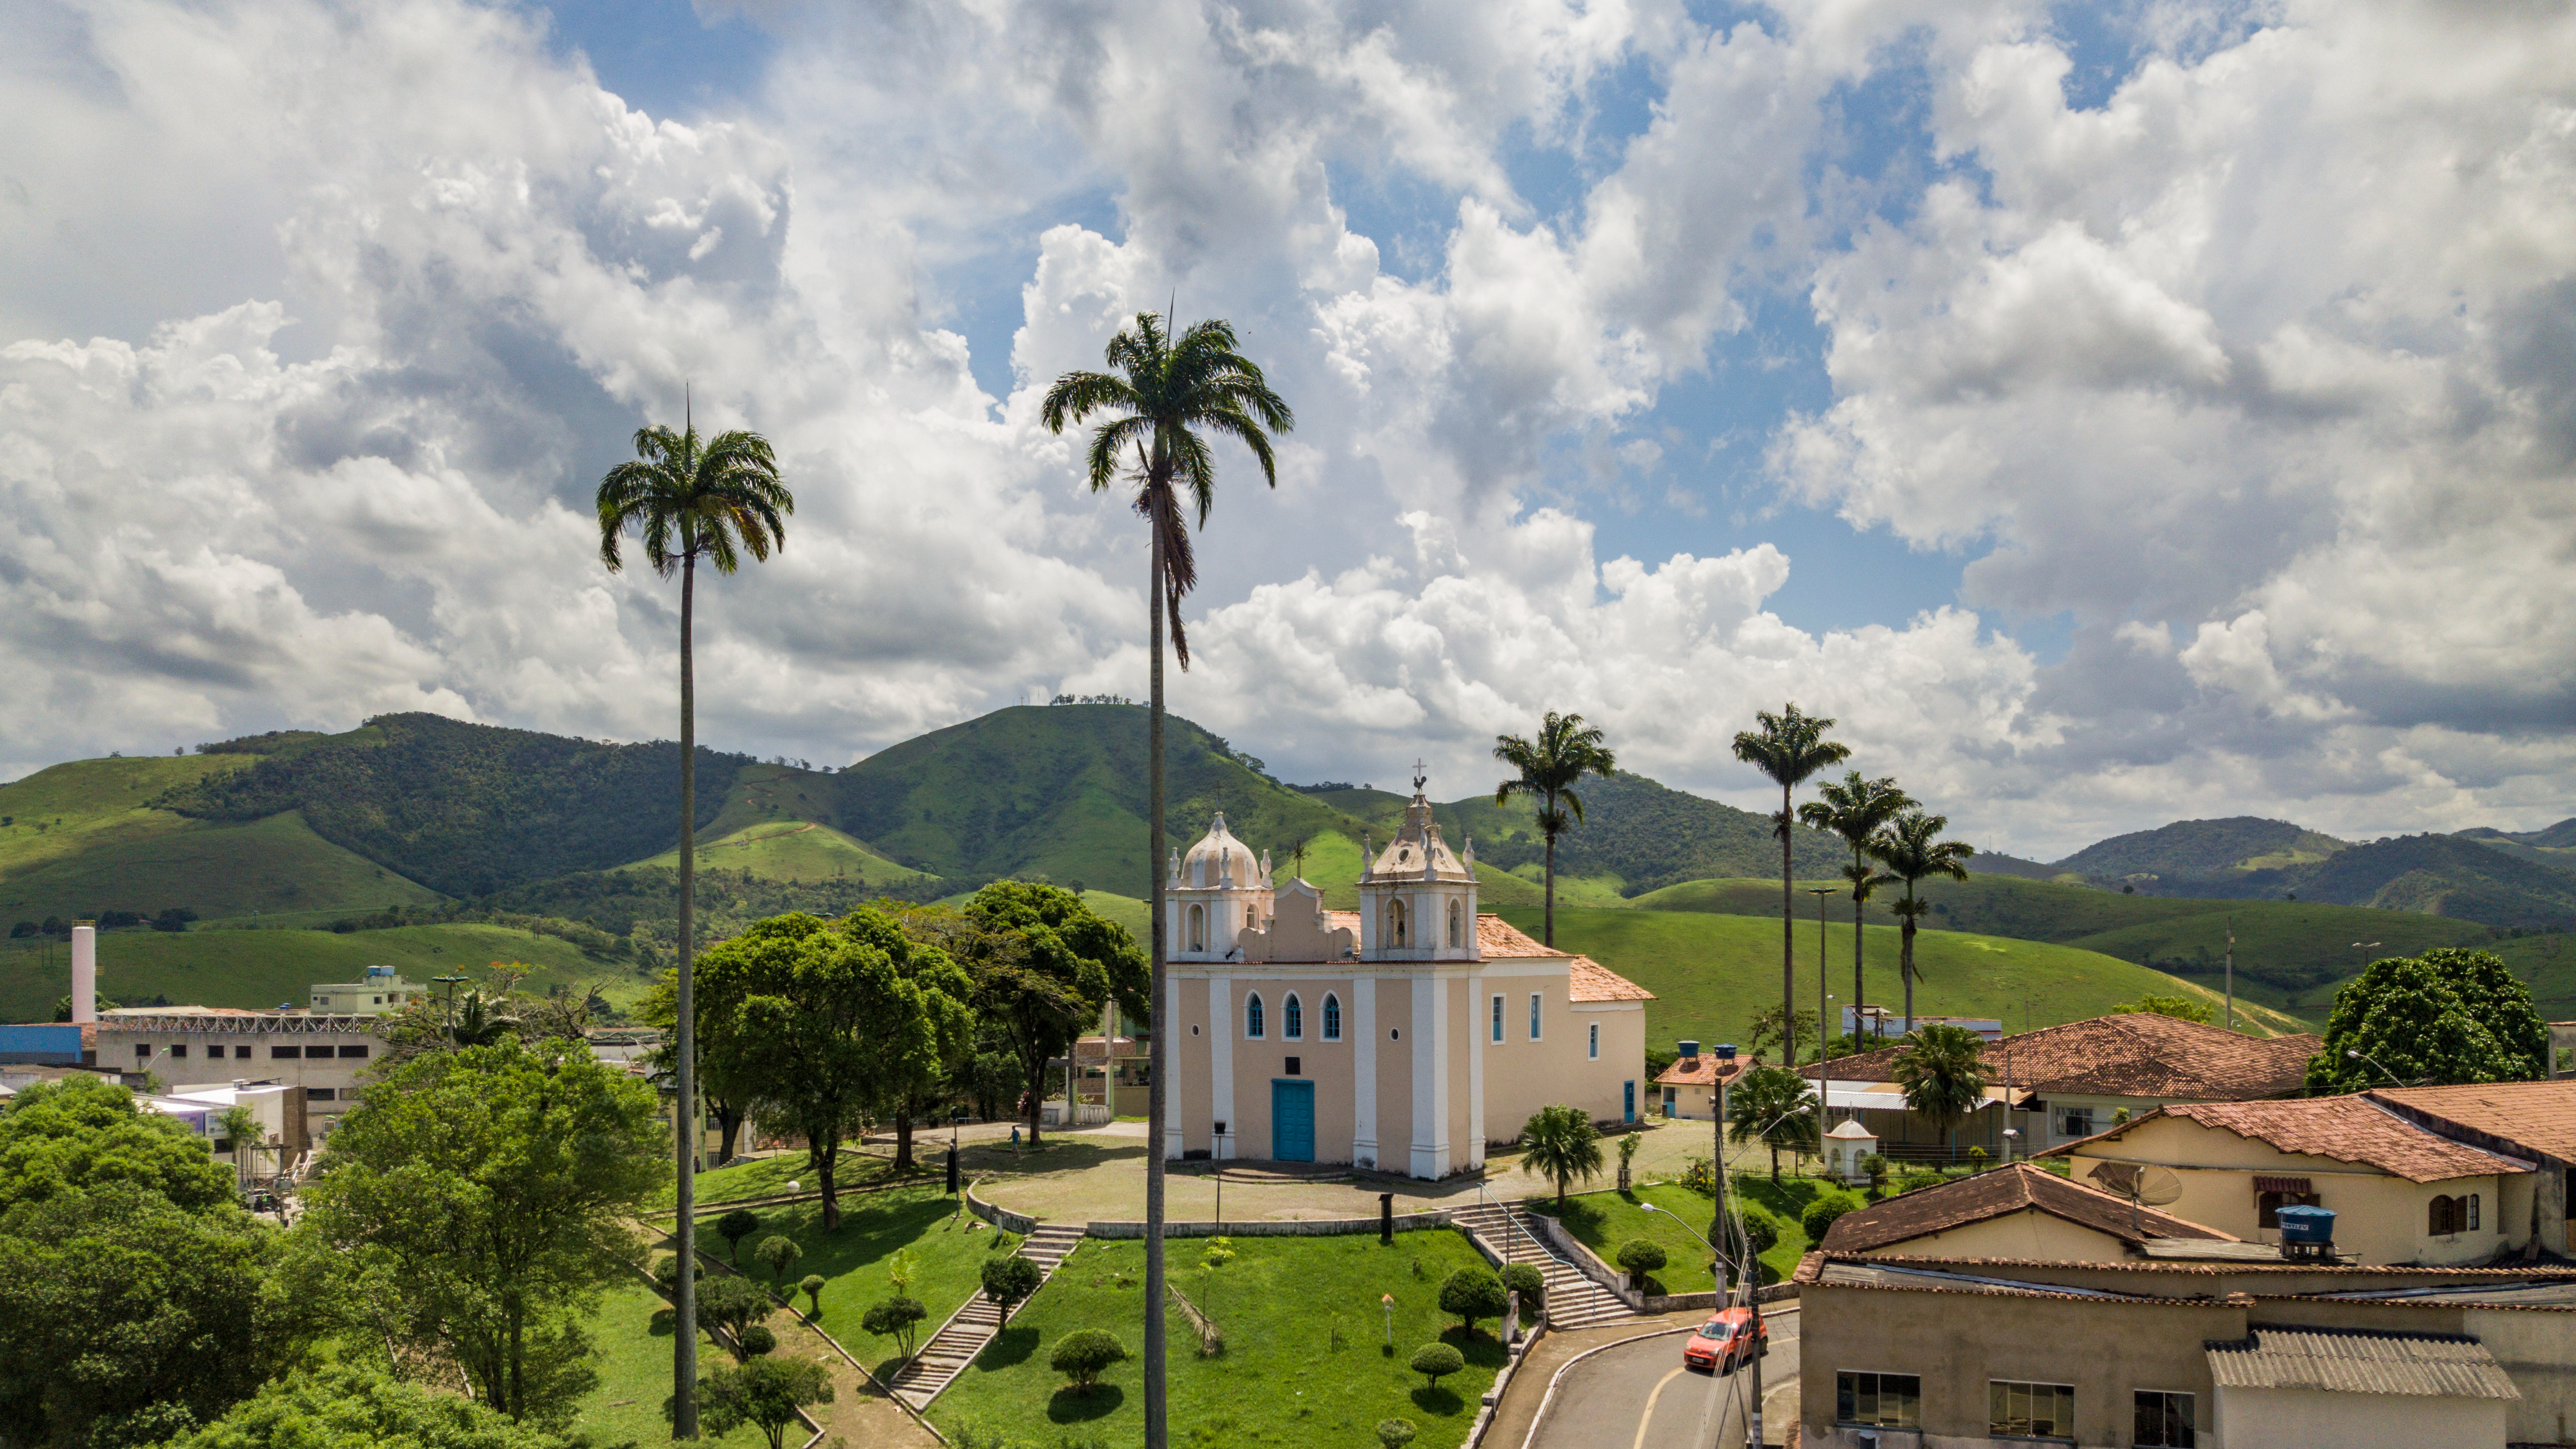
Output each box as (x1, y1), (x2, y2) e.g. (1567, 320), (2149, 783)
(2088, 1161), (2184, 1233)
(2136, 1168), (2184, 1207)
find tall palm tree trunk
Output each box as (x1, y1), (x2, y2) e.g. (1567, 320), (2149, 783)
(1779, 783), (1795, 1069)
(1542, 786), (1558, 947)
(1853, 897), (1867, 1046)
(672, 551), (700, 1439)
(1143, 500), (1170, 1449)
(1901, 891), (1917, 1034)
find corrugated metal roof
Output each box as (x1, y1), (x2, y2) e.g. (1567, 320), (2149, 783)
(2204, 1328), (2521, 1400)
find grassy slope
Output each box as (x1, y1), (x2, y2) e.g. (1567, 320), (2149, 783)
(567, 1279), (761, 1447)
(0, 922), (644, 1022)
(0, 810), (443, 926)
(1498, 904), (2311, 1044)
(0, 754), (254, 878)
(630, 820), (935, 887)
(932, 1232), (1508, 1449)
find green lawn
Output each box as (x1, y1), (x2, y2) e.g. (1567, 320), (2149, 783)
(650, 1150), (896, 1211)
(0, 920), (646, 1022)
(566, 1279), (763, 1446)
(932, 1232), (1511, 1449)
(1497, 904), (2311, 1047)
(698, 1183), (1015, 1381)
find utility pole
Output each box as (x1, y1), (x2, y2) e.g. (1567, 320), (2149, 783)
(1716, 1045), (1768, 1449)
(2224, 916), (2235, 1032)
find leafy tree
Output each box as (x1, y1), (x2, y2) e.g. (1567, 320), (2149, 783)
(692, 911), (941, 1230)
(1492, 712), (1618, 946)
(0, 1075), (236, 1215)
(1051, 1328), (1129, 1394)
(2307, 947), (2548, 1091)
(1893, 1024), (1989, 1160)
(982, 1253), (1043, 1312)
(1500, 1262), (1545, 1319)
(213, 1102), (265, 1188)
(1436, 1268), (1509, 1337)
(1868, 809), (1975, 1032)
(696, 1275), (772, 1362)
(736, 1324), (776, 1358)
(1733, 704), (1850, 1068)
(1801, 1193), (1862, 1244)
(886, 1246), (922, 1299)
(863, 1296), (929, 1358)
(1735, 1209), (1781, 1270)
(1044, 308), (1293, 1449)
(1799, 770), (1912, 1039)
(1409, 1341), (1465, 1391)
(1520, 1104), (1603, 1208)
(718, 1208), (761, 1266)
(755, 1233), (803, 1288)
(799, 1275), (826, 1319)
(685, 1355), (832, 1449)
(1744, 1004), (1820, 1067)
(598, 398), (792, 1442)
(295, 1041), (667, 1424)
(164, 1364), (569, 1449)
(2110, 994), (2213, 1024)
(1615, 1238), (1667, 1290)
(1727, 1064), (1818, 1180)
(0, 1182), (299, 1448)
(958, 882), (1149, 1149)
(843, 906), (976, 1173)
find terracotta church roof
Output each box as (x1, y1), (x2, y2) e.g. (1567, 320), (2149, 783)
(1807, 1011), (2319, 1101)
(1317, 909), (1653, 1002)
(1821, 1162), (2239, 1254)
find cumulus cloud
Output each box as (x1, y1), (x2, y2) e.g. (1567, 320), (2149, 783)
(0, 0), (2568, 856)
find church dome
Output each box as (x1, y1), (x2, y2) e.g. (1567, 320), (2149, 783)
(1181, 813), (1261, 888)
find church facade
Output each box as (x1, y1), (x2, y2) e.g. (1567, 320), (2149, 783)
(1160, 784), (1653, 1179)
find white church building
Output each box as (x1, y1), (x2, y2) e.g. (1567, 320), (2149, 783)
(1160, 780), (1653, 1179)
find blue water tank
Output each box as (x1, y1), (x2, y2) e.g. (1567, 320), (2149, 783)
(2276, 1205), (2336, 1246)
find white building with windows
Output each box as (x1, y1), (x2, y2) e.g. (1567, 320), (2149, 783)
(1161, 782), (1653, 1178)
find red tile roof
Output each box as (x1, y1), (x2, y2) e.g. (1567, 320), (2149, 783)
(2064, 1097), (2533, 1184)
(1822, 1162), (2239, 1253)
(2369, 1080), (2576, 1166)
(1474, 915), (1555, 957)
(1569, 956), (1654, 1003)
(1654, 1053), (1747, 1087)
(1807, 1012), (2319, 1102)
(1316, 911), (1652, 1001)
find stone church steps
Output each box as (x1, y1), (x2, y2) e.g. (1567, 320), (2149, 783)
(890, 1223), (1085, 1408)
(1451, 1202), (1640, 1332)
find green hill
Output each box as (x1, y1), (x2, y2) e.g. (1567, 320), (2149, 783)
(1493, 904), (2311, 1048)
(0, 753), (255, 880)
(827, 705), (1366, 895)
(0, 922), (645, 1025)
(155, 714), (755, 897)
(0, 810), (441, 927)
(2055, 816), (2348, 880)
(629, 820), (935, 887)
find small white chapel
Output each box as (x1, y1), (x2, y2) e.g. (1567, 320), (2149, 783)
(1160, 776), (1653, 1179)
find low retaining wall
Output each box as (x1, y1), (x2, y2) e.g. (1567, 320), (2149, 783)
(1524, 1207), (1796, 1313)
(1087, 1210), (1451, 1240)
(963, 1180), (1037, 1235)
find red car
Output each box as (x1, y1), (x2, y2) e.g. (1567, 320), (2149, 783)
(1684, 1306), (1768, 1373)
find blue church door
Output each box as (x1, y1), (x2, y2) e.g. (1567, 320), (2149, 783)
(1272, 1079), (1314, 1162)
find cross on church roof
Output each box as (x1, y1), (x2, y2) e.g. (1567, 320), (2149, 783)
(1412, 759), (1427, 792)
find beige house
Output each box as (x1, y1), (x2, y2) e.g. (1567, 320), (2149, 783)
(2370, 1080), (2576, 1257)
(1162, 789), (1653, 1177)
(1820, 1162), (2244, 1262)
(2060, 1096), (2535, 1266)
(1796, 1251), (2576, 1448)
(307, 966), (425, 1015)
(1651, 1040), (1747, 1120)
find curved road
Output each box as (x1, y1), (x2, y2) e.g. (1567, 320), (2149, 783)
(1524, 1312), (1800, 1449)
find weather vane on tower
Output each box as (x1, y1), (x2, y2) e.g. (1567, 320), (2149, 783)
(1412, 758), (1427, 793)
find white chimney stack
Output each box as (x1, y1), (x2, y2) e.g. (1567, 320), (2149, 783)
(71, 922), (97, 1024)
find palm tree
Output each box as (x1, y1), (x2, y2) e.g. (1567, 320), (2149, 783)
(1493, 712), (1618, 946)
(1798, 771), (1912, 1046)
(596, 403), (791, 1442)
(1726, 1064), (1818, 1181)
(1869, 809), (1976, 1033)
(1520, 1103), (1604, 1207)
(215, 1104), (263, 1191)
(1892, 1023), (1987, 1162)
(1042, 311), (1291, 1449)
(1731, 704), (1849, 1069)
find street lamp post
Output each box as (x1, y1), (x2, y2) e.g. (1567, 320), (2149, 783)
(1809, 886), (1839, 1150)
(432, 972), (469, 1031)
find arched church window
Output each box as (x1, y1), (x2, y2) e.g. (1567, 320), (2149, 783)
(1322, 993), (1342, 1040)
(1188, 904), (1206, 952)
(1283, 993), (1303, 1040)
(1447, 898), (1463, 947)
(1387, 898), (1409, 947)
(1245, 993), (1265, 1039)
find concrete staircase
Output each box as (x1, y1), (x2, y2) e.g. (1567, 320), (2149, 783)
(888, 1223), (1083, 1409)
(1451, 1201), (1638, 1331)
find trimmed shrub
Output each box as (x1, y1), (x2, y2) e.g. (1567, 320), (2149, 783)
(717, 1208), (761, 1264)
(1436, 1268), (1509, 1337)
(1500, 1262), (1545, 1317)
(1802, 1193), (1863, 1244)
(754, 1233), (803, 1287)
(735, 1324), (776, 1357)
(862, 1295), (929, 1357)
(1051, 1328), (1128, 1394)
(652, 1254), (703, 1294)
(1615, 1237), (1667, 1291)
(1376, 1418), (1418, 1448)
(1897, 1170), (1945, 1196)
(982, 1253), (1044, 1311)
(1409, 1341), (1464, 1390)
(799, 1274), (827, 1318)
(697, 1276), (771, 1362)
